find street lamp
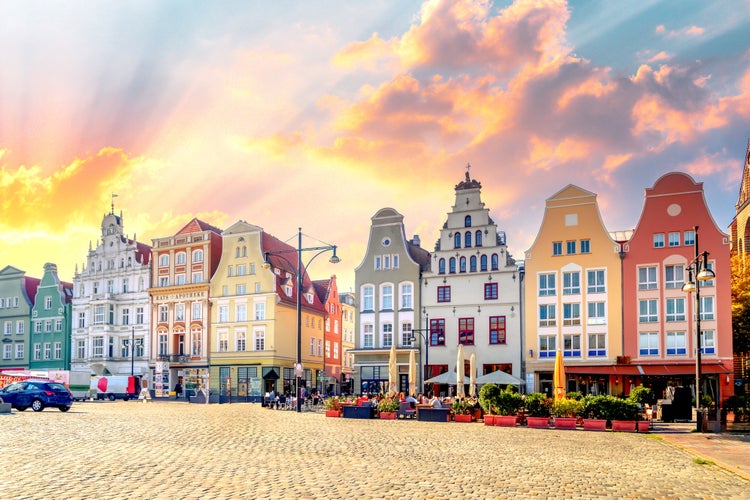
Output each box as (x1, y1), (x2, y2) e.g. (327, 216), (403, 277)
(263, 227), (340, 413)
(131, 326), (135, 377)
(681, 225), (715, 433)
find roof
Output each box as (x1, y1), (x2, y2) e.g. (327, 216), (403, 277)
(23, 276), (41, 306)
(407, 241), (431, 272)
(175, 217), (223, 236)
(312, 279), (331, 305)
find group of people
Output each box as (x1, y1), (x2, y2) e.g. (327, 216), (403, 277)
(264, 387), (325, 410)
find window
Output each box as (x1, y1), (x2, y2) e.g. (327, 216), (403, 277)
(237, 264), (247, 276)
(228, 266), (234, 277)
(400, 284), (413, 309)
(639, 299), (658, 323)
(539, 273), (556, 296)
(701, 262), (715, 287)
(192, 272), (203, 284)
(563, 303), (581, 326)
(45, 296), (52, 309)
(459, 257), (466, 273)
(475, 230), (483, 247)
(254, 330), (265, 351)
(231, 304), (244, 322)
(438, 258), (446, 274)
(464, 232), (472, 248)
(159, 277), (168, 287)
(218, 306), (229, 323)
(362, 286), (374, 311)
(16, 321), (24, 335)
(684, 230), (695, 246)
(122, 308), (130, 326)
(458, 318), (474, 345)
(191, 329), (202, 356)
(236, 331), (246, 351)
(580, 239), (590, 254)
(470, 256), (477, 272)
(701, 330), (715, 354)
(121, 339), (130, 358)
(668, 232), (680, 247)
(34, 343), (41, 360)
(107, 280), (114, 293)
(489, 316), (506, 344)
(464, 215), (471, 227)
(44, 342), (51, 360)
(539, 304), (556, 327)
(15, 344), (24, 360)
(109, 305), (115, 324)
(638, 266), (657, 290)
(666, 331), (686, 355)
(158, 334), (167, 356)
(429, 319), (445, 346)
(218, 332), (228, 352)
(539, 335), (556, 358)
(491, 254), (499, 271)
(700, 296), (714, 320)
(34, 321), (42, 333)
(363, 324), (374, 348)
(639, 332), (659, 356)
(587, 270), (605, 293)
(194, 249), (204, 262)
(587, 302), (605, 325)
(401, 322), (412, 346)
(384, 255), (391, 269)
(3, 322), (10, 335)
(563, 334), (581, 357)
(159, 254), (169, 267)
(665, 298), (685, 322)
(191, 303), (201, 321)
(93, 281), (99, 294)
(449, 257), (456, 274)
(55, 319), (62, 331)
(562, 272), (580, 295)
(381, 285), (393, 310)
(552, 242), (562, 255)
(236, 284), (247, 295)
(325, 340), (331, 359)
(566, 241), (576, 254)
(484, 283), (498, 300)
(382, 323), (393, 347)
(253, 303), (265, 320)
(76, 340), (85, 359)
(3, 344), (10, 360)
(454, 233), (461, 248)
(480, 255), (488, 271)
(175, 304), (185, 322)
(653, 233), (665, 248)
(588, 333), (606, 357)
(122, 279), (129, 293)
(665, 265), (684, 289)
(176, 252), (186, 264)
(437, 286), (451, 303)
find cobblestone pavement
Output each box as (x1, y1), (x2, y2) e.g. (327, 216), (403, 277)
(1, 402), (748, 499)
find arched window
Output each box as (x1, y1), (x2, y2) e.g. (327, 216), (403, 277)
(159, 254), (169, 267)
(176, 252), (186, 265)
(193, 249), (204, 263)
(459, 257), (466, 273)
(464, 215), (472, 227)
(454, 233), (461, 249)
(491, 253), (499, 271)
(242, 246), (247, 257)
(464, 231), (472, 248)
(449, 257), (456, 274)
(480, 255), (488, 271)
(470, 256), (477, 272)
(438, 258), (446, 274)
(235, 247), (241, 258)
(475, 230), (483, 247)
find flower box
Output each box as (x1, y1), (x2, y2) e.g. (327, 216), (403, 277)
(582, 419), (607, 431)
(554, 417), (577, 429)
(454, 413), (473, 423)
(611, 420), (636, 432)
(379, 412), (397, 420)
(526, 416), (550, 429)
(484, 415), (496, 426)
(325, 410), (341, 418)
(494, 415), (517, 427)
(637, 420), (650, 433)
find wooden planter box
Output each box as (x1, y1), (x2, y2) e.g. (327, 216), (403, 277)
(611, 420), (636, 432)
(342, 405), (374, 419)
(325, 410), (341, 418)
(417, 407), (451, 422)
(494, 415), (518, 427)
(454, 413), (473, 423)
(526, 416), (550, 429)
(379, 412), (397, 420)
(582, 419), (607, 431)
(637, 420), (650, 433)
(554, 417), (577, 429)
(484, 415), (496, 426)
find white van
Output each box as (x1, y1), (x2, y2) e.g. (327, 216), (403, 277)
(90, 376), (140, 401)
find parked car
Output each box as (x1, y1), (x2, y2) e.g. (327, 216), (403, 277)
(0, 380), (74, 412)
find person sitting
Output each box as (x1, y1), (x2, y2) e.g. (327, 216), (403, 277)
(430, 394), (442, 408)
(405, 394), (418, 409)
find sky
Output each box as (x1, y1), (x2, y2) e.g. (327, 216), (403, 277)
(2, 0), (750, 292)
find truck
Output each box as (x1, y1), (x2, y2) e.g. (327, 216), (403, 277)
(90, 375), (140, 401)
(69, 371), (93, 401)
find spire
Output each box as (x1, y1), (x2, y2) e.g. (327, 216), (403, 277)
(111, 193), (118, 214)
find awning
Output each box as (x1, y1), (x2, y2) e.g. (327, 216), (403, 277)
(262, 367), (280, 380)
(565, 362), (732, 376)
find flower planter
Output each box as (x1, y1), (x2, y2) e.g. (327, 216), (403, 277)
(494, 415), (517, 427)
(484, 415), (496, 426)
(582, 419), (607, 431)
(554, 417), (577, 429)
(526, 416), (550, 429)
(611, 420), (636, 432)
(379, 412), (397, 420)
(325, 410), (341, 418)
(454, 413), (473, 423)
(637, 420), (650, 433)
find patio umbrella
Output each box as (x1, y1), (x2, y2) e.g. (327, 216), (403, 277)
(553, 349), (566, 400)
(469, 352), (477, 398)
(475, 370), (525, 386)
(456, 344), (465, 399)
(424, 372), (470, 384)
(408, 349), (416, 397)
(388, 344), (398, 396)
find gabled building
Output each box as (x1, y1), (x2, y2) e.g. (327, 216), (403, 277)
(0, 266), (40, 370)
(422, 169), (522, 397)
(524, 185), (624, 396)
(29, 263), (73, 371)
(351, 208), (430, 395)
(314, 275), (342, 395)
(71, 209), (152, 377)
(729, 138), (750, 259)
(149, 218), (222, 398)
(339, 292), (356, 394)
(624, 172), (733, 404)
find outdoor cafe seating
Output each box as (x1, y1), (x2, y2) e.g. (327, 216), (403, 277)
(397, 402), (416, 419)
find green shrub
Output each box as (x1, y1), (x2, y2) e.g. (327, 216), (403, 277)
(478, 384), (502, 415)
(566, 391), (584, 401)
(376, 397), (399, 413)
(524, 392), (551, 417)
(551, 398), (583, 417)
(628, 385), (654, 406)
(495, 388), (524, 416)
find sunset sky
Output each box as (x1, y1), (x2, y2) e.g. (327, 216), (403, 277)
(2, 0), (750, 292)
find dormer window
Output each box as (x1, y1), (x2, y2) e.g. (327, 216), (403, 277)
(306, 293), (314, 304)
(284, 285), (292, 296)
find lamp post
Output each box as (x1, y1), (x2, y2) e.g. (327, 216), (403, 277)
(681, 225), (715, 433)
(131, 326), (135, 377)
(410, 313), (430, 391)
(263, 227), (340, 413)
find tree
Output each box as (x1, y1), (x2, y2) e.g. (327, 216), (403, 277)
(731, 253), (750, 355)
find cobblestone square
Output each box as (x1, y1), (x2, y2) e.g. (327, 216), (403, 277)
(1, 401), (747, 499)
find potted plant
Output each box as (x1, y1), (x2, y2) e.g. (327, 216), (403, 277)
(628, 385), (654, 432)
(580, 395), (608, 431)
(479, 383), (501, 426)
(377, 397), (399, 419)
(451, 398), (474, 422)
(324, 396), (342, 417)
(552, 398), (582, 429)
(493, 387), (523, 427)
(610, 397), (640, 432)
(524, 392), (551, 428)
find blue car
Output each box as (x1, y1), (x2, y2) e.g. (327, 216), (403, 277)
(0, 380), (74, 412)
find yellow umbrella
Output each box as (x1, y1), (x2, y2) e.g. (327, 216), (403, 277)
(469, 352), (476, 398)
(456, 344), (465, 399)
(553, 349), (566, 400)
(388, 344), (398, 396)
(408, 349), (416, 397)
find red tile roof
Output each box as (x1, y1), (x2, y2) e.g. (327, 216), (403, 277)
(175, 218), (223, 236)
(23, 277), (41, 306)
